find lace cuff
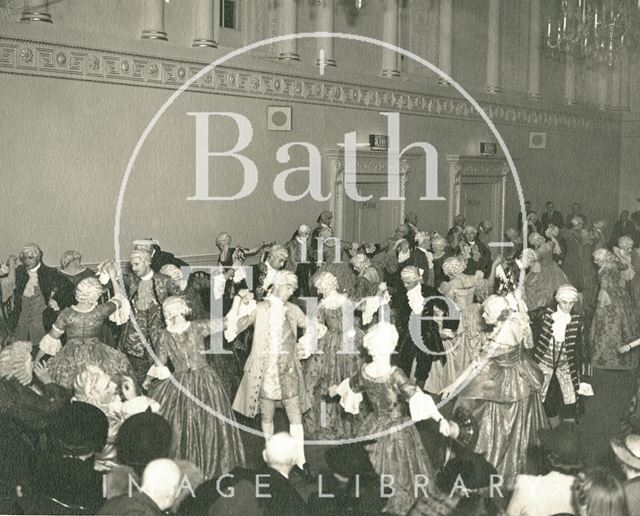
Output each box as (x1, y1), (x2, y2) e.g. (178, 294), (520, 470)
(297, 323), (328, 358)
(336, 377), (362, 415)
(409, 389), (443, 422)
(147, 365), (171, 380)
(213, 273), (226, 300)
(224, 298), (257, 341)
(39, 334), (62, 356)
(109, 294), (131, 326)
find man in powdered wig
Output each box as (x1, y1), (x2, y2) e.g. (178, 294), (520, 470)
(117, 248), (180, 383)
(253, 244), (289, 302)
(394, 265), (446, 385)
(9, 243), (73, 349)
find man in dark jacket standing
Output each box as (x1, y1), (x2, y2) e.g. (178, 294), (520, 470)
(10, 243), (73, 348)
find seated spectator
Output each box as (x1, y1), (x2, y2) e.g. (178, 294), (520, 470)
(38, 401), (109, 514)
(611, 434), (640, 516)
(104, 410), (173, 499)
(207, 432), (307, 516)
(507, 423), (585, 516)
(99, 458), (182, 516)
(572, 467), (630, 516)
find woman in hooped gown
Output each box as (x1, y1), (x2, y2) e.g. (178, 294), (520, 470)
(331, 322), (458, 515)
(303, 271), (364, 440)
(524, 241), (570, 311)
(143, 296), (245, 480)
(37, 268), (134, 389)
(424, 256), (487, 394)
(442, 294), (548, 488)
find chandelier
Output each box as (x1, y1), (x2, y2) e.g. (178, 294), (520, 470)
(546, 0), (640, 68)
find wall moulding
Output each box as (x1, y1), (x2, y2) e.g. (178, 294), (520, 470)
(0, 34), (621, 136)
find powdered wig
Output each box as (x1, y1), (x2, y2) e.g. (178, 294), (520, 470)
(159, 264), (182, 284)
(482, 295), (511, 323)
(400, 265), (421, 283)
(73, 364), (117, 408)
(216, 231), (232, 246)
(19, 243), (42, 260)
(528, 232), (546, 248)
(618, 235), (634, 249)
(442, 256), (467, 277)
(363, 322), (399, 352)
(313, 271), (338, 293)
(272, 270), (298, 289)
(431, 235), (447, 251)
(130, 248), (152, 265)
(0, 341), (33, 386)
(269, 244), (289, 261)
(521, 248), (538, 268)
(415, 231), (431, 245)
(76, 277), (105, 305)
(593, 248), (616, 266)
(555, 284), (579, 303)
(60, 250), (81, 269)
(570, 216), (584, 228)
(162, 296), (190, 320)
(350, 253), (370, 270)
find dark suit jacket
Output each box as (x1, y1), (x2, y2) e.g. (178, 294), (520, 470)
(541, 210), (564, 231)
(150, 246), (188, 273)
(11, 264), (74, 332)
(99, 491), (163, 515)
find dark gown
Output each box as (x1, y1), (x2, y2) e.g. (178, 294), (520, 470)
(304, 301), (364, 440)
(149, 320), (245, 479)
(347, 366), (435, 515)
(47, 303), (135, 388)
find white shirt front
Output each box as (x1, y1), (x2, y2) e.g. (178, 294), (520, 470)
(506, 472), (575, 516)
(406, 284), (424, 315)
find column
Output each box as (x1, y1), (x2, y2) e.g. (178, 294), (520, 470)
(193, 0), (219, 48)
(21, 0), (52, 23)
(438, 0), (453, 85)
(527, 0), (542, 100)
(486, 0), (502, 93)
(141, 0), (168, 41)
(564, 55), (576, 105)
(315, 0), (336, 67)
(381, 0), (400, 77)
(278, 0), (300, 61)
(621, 48), (630, 110)
(597, 66), (609, 110)
(611, 58), (622, 111)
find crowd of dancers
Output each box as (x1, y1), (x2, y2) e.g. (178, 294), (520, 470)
(1, 203), (640, 515)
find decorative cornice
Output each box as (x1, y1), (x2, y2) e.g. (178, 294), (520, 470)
(0, 35), (621, 135)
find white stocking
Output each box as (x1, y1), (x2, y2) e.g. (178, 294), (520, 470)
(289, 423), (306, 469)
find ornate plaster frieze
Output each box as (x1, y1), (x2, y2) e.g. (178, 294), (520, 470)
(0, 35), (620, 135)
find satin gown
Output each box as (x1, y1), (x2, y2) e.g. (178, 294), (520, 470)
(348, 366), (435, 515)
(47, 303), (134, 388)
(455, 312), (548, 488)
(303, 302), (364, 440)
(149, 321), (246, 479)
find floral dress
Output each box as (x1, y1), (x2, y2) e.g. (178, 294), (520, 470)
(303, 295), (365, 440)
(590, 264), (640, 370)
(149, 320), (246, 479)
(46, 302), (134, 388)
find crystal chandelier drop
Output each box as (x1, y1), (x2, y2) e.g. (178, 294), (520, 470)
(546, 0), (640, 68)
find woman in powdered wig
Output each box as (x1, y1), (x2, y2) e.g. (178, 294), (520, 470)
(303, 271), (364, 440)
(144, 296), (245, 479)
(59, 250), (94, 290)
(331, 322), (458, 515)
(425, 256), (485, 394)
(350, 253), (380, 301)
(442, 295), (548, 488)
(38, 266), (134, 389)
(613, 235), (640, 308)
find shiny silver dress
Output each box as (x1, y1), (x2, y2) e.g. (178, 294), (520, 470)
(455, 312), (548, 488)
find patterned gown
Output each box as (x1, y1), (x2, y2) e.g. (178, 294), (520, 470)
(303, 300), (364, 440)
(149, 320), (246, 479)
(455, 312), (548, 488)
(525, 244), (570, 311)
(346, 366), (436, 515)
(47, 303), (135, 388)
(590, 263), (640, 370)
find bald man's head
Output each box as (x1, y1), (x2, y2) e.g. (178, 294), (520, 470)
(142, 458), (182, 510)
(263, 432), (298, 470)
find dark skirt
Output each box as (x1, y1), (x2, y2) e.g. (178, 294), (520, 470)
(150, 366), (246, 479)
